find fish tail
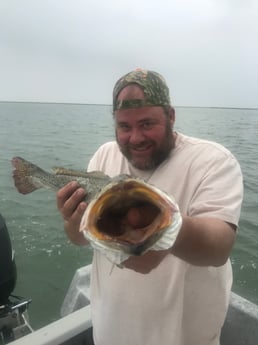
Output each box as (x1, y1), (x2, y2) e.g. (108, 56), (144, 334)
(12, 157), (43, 194)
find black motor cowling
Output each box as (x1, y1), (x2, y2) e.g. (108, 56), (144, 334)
(0, 214), (17, 305)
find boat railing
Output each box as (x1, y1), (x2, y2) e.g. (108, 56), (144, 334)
(9, 264), (258, 345)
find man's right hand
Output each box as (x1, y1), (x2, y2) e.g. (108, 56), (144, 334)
(56, 181), (89, 245)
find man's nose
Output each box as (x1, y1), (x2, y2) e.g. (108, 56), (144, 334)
(129, 128), (145, 144)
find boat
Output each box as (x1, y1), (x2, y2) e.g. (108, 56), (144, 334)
(0, 215), (33, 344)
(7, 264), (258, 345)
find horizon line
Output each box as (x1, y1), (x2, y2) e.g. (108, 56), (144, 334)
(0, 100), (257, 111)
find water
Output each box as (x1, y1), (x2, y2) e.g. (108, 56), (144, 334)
(0, 102), (257, 329)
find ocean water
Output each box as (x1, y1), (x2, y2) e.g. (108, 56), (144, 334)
(0, 102), (257, 329)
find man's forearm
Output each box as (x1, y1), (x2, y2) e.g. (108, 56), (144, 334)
(171, 216), (236, 266)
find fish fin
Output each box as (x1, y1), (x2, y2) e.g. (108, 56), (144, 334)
(111, 174), (131, 182)
(52, 167), (110, 179)
(11, 157), (43, 194)
(129, 232), (164, 255)
(52, 167), (86, 176)
(87, 171), (110, 179)
(109, 264), (115, 275)
(109, 263), (123, 274)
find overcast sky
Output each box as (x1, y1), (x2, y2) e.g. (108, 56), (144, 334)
(0, 0), (257, 108)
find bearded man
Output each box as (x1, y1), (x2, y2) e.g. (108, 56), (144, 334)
(57, 69), (243, 345)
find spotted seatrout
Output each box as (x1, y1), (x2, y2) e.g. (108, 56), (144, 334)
(12, 157), (182, 265)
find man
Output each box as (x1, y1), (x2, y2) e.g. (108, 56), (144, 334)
(57, 69), (243, 345)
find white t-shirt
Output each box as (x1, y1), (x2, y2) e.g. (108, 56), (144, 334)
(87, 132), (243, 345)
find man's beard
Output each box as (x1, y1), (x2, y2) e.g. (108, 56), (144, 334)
(116, 122), (175, 171)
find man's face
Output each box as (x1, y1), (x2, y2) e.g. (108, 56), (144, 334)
(114, 85), (175, 170)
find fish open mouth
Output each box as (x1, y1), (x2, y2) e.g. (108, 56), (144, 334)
(81, 179), (176, 246)
(96, 199), (160, 241)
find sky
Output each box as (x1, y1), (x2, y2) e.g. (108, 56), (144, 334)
(0, 0), (257, 108)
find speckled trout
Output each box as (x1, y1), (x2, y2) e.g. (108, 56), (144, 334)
(12, 157), (182, 265)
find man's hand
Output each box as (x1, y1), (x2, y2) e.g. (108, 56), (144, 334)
(56, 181), (88, 245)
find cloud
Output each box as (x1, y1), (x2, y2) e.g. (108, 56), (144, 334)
(0, 0), (257, 107)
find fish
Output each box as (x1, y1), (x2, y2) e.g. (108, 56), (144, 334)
(11, 156), (182, 265)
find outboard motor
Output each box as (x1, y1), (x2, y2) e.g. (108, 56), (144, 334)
(0, 214), (17, 305)
(0, 214), (33, 343)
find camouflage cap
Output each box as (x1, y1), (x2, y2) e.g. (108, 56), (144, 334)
(113, 68), (171, 111)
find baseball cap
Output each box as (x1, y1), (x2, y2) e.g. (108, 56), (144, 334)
(113, 68), (171, 111)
